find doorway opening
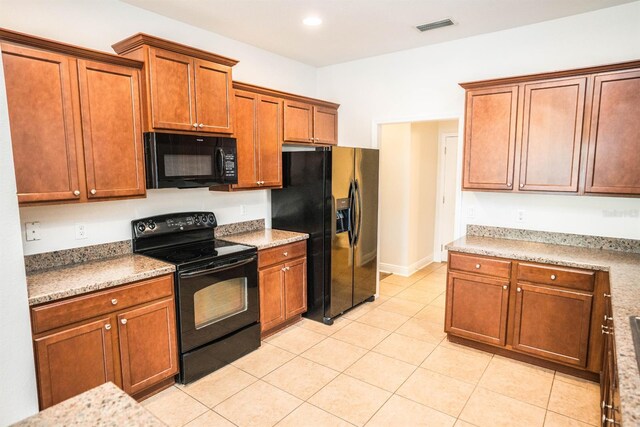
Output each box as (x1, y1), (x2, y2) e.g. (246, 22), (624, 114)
(378, 119), (459, 277)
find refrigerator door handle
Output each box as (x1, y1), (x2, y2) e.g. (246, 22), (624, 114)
(354, 179), (363, 246)
(348, 180), (356, 246)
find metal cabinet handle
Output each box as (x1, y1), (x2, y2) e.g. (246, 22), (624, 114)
(602, 325), (614, 335)
(283, 251), (288, 256)
(475, 264), (481, 269)
(281, 266), (290, 272)
(121, 319), (127, 325)
(602, 414), (620, 425)
(517, 287), (522, 293)
(602, 401), (613, 410)
(604, 293), (611, 298)
(199, 123), (204, 128)
(550, 274), (557, 280)
(90, 189), (97, 195)
(105, 324), (111, 330)
(502, 285), (508, 290)
(73, 190), (81, 196)
(111, 299), (118, 305)
(507, 182), (512, 187)
(192, 123), (198, 128)
(604, 315), (613, 322)
(519, 184), (524, 188)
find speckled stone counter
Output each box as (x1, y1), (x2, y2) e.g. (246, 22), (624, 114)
(27, 254), (175, 306)
(12, 382), (163, 426)
(220, 228), (309, 250)
(446, 235), (640, 425)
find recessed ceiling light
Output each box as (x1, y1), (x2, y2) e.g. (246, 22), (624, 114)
(303, 16), (322, 26)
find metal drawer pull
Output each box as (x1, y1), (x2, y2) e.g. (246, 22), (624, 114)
(198, 123), (204, 128)
(502, 285), (508, 290)
(73, 190), (81, 196)
(601, 325), (614, 335)
(283, 251), (288, 256)
(90, 189), (97, 195)
(516, 287), (522, 293)
(602, 401), (613, 410)
(604, 293), (611, 298)
(121, 319), (127, 325)
(475, 264), (481, 269)
(105, 324), (111, 330)
(604, 315), (613, 322)
(282, 266), (290, 272)
(602, 414), (620, 425)
(192, 123), (198, 128)
(111, 299), (118, 305)
(550, 274), (557, 280)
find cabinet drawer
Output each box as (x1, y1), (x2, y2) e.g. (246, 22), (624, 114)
(258, 241), (306, 268)
(517, 263), (595, 292)
(449, 252), (511, 279)
(31, 274), (174, 335)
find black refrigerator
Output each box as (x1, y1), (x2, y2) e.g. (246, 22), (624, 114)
(272, 146), (379, 324)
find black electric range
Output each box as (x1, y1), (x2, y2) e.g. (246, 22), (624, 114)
(132, 212), (260, 384)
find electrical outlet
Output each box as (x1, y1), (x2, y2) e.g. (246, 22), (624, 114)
(25, 222), (41, 241)
(517, 210), (526, 222)
(75, 223), (87, 240)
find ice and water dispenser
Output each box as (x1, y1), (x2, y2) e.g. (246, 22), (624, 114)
(336, 197), (351, 234)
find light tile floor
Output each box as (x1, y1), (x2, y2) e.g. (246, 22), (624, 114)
(143, 263), (600, 427)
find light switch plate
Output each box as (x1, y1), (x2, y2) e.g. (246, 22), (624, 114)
(25, 222), (41, 241)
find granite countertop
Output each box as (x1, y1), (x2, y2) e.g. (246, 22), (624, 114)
(13, 382), (163, 426)
(220, 228), (309, 250)
(27, 254), (175, 306)
(446, 235), (640, 425)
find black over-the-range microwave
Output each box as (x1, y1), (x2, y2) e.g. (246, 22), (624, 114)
(144, 132), (238, 188)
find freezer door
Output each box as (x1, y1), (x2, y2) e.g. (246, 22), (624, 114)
(328, 147), (355, 318)
(353, 148), (379, 306)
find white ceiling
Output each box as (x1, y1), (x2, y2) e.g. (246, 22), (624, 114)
(121, 0), (637, 67)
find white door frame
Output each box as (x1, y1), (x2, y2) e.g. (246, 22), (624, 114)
(433, 132), (458, 262)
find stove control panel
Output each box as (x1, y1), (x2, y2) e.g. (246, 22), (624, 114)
(132, 211), (218, 240)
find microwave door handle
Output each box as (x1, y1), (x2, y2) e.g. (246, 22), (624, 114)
(179, 256), (257, 279)
(215, 147), (225, 179)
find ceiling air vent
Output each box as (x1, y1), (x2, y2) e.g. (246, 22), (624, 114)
(416, 19), (455, 32)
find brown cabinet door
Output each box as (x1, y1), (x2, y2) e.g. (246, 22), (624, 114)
(77, 60), (145, 199)
(463, 86), (518, 190)
(148, 48), (196, 131)
(117, 298), (178, 395)
(284, 258), (307, 319)
(313, 106), (338, 145)
(519, 78), (586, 192)
(193, 58), (234, 134)
(445, 271), (510, 346)
(34, 317), (115, 409)
(283, 100), (313, 143)
(257, 95), (283, 187)
(1, 43), (82, 203)
(585, 70), (640, 195)
(512, 283), (592, 367)
(233, 90), (259, 188)
(259, 264), (286, 332)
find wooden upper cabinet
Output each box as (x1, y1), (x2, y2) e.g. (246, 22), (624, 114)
(1, 43), (81, 203)
(231, 89), (282, 190)
(519, 78), (586, 192)
(77, 60), (145, 199)
(1, 29), (146, 205)
(585, 69), (640, 195)
(284, 100), (313, 143)
(463, 86), (518, 190)
(193, 58), (234, 134)
(148, 48), (195, 131)
(313, 106), (338, 145)
(34, 317), (115, 409)
(112, 33), (238, 135)
(512, 283), (592, 368)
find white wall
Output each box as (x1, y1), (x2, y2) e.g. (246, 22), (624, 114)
(0, 49), (39, 425)
(318, 2), (640, 240)
(0, 0), (320, 254)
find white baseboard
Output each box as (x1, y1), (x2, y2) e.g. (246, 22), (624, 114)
(380, 254), (433, 277)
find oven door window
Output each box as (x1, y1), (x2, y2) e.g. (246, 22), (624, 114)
(194, 277), (248, 329)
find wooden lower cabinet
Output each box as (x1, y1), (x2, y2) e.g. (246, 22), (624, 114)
(445, 272), (510, 346)
(34, 317), (116, 409)
(32, 274), (178, 409)
(258, 242), (307, 336)
(512, 283), (592, 367)
(446, 251), (604, 375)
(117, 298), (178, 395)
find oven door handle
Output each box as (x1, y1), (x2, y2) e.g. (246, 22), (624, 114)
(179, 256), (257, 278)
